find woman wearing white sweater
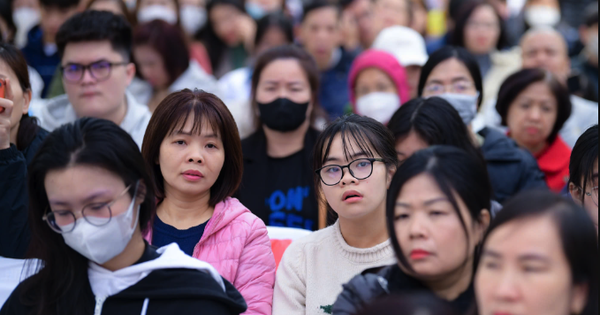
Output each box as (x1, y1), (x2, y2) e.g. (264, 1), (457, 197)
(272, 114), (398, 314)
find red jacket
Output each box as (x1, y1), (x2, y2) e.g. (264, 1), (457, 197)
(534, 136), (571, 192)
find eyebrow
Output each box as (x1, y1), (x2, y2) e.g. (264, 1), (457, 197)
(172, 130), (219, 138)
(48, 190), (112, 206)
(481, 249), (502, 259)
(396, 197), (449, 208)
(324, 151), (368, 163)
(517, 254), (551, 263)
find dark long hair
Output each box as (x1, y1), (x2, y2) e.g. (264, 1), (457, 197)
(568, 125), (598, 204)
(418, 46), (484, 108)
(22, 118), (156, 315)
(313, 114), (398, 225)
(0, 43), (40, 151)
(478, 190), (598, 315)
(387, 97), (485, 164)
(386, 145), (491, 274)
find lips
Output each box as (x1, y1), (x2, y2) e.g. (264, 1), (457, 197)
(525, 126), (539, 135)
(182, 169), (204, 181)
(409, 249), (431, 260)
(342, 190), (363, 202)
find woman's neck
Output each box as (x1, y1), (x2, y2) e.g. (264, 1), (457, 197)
(9, 122), (19, 147)
(514, 138), (547, 156)
(338, 203), (388, 249)
(157, 186), (214, 230)
(263, 120), (310, 158)
(100, 228), (146, 272)
(421, 257), (474, 301)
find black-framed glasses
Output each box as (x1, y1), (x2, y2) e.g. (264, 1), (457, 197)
(61, 60), (128, 83)
(315, 158), (385, 186)
(42, 184), (132, 234)
(585, 186), (598, 206)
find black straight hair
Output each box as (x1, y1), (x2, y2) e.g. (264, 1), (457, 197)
(22, 117), (156, 315)
(387, 97), (485, 165)
(313, 114), (398, 225)
(39, 0), (80, 9)
(0, 42), (41, 151)
(301, 0), (341, 23)
(0, 0), (15, 43)
(355, 293), (460, 315)
(479, 190), (598, 315)
(386, 145), (492, 274)
(418, 46), (484, 108)
(451, 0), (509, 51)
(495, 68), (571, 144)
(56, 10), (133, 61)
(254, 12), (294, 47)
(569, 125), (598, 204)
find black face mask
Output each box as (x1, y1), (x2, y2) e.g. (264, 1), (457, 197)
(257, 98), (309, 132)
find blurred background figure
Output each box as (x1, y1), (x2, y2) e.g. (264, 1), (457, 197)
(21, 0), (80, 98)
(132, 19), (219, 112)
(339, 0), (374, 50)
(570, 3), (598, 102)
(568, 124), (598, 231)
(87, 0), (135, 24)
(370, 0), (410, 41)
(9, 0), (40, 48)
(354, 293), (459, 315)
(198, 0), (255, 78)
(475, 190), (598, 315)
(348, 49), (410, 124)
(495, 68), (572, 192)
(371, 26), (428, 99)
(297, 0), (356, 120)
(244, 0), (285, 20)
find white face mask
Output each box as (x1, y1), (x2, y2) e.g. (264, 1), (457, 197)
(62, 185), (140, 264)
(524, 5), (561, 27)
(12, 7), (41, 48)
(180, 5), (207, 35)
(137, 5), (178, 25)
(433, 93), (480, 125)
(356, 92), (401, 124)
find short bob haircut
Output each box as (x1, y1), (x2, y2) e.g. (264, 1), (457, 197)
(313, 114), (398, 224)
(141, 89), (243, 207)
(25, 117), (156, 314)
(568, 124), (598, 203)
(254, 12), (294, 47)
(386, 145), (492, 273)
(133, 19), (190, 88)
(251, 44), (322, 129)
(496, 68), (572, 144)
(479, 190), (598, 315)
(387, 97), (484, 164)
(418, 46), (484, 108)
(451, 0), (509, 51)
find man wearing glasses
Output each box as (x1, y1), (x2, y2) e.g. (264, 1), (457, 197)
(35, 10), (151, 148)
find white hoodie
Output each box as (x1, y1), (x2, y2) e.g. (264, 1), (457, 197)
(35, 91), (151, 148)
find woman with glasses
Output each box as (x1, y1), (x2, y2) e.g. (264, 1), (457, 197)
(272, 114), (398, 315)
(568, 125), (598, 231)
(415, 46), (547, 203)
(333, 145), (492, 315)
(0, 117), (247, 315)
(0, 43), (48, 259)
(495, 68), (572, 192)
(475, 190), (598, 315)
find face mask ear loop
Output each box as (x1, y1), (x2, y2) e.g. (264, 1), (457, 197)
(130, 180), (141, 231)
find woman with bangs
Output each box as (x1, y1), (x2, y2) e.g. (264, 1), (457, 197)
(140, 89), (275, 315)
(272, 114), (398, 314)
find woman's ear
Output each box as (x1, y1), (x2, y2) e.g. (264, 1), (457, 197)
(569, 183), (583, 206)
(135, 180), (148, 205)
(386, 165), (397, 189)
(570, 282), (589, 315)
(22, 89), (32, 114)
(476, 209), (491, 243)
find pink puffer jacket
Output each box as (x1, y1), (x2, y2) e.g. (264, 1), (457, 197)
(144, 197), (276, 315)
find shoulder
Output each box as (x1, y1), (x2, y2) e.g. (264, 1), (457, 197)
(282, 225), (335, 255)
(218, 198), (268, 231)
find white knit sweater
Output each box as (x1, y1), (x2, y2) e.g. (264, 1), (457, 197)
(272, 220), (396, 315)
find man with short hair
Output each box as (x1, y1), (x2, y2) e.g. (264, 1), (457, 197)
(35, 11), (151, 148)
(370, 0), (411, 40)
(21, 0), (80, 98)
(297, 0), (357, 119)
(570, 4), (598, 102)
(479, 26), (598, 148)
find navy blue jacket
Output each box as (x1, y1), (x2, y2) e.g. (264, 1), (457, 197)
(21, 25), (61, 98)
(318, 48), (357, 120)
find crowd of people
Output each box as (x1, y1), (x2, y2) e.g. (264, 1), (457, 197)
(0, 0), (597, 313)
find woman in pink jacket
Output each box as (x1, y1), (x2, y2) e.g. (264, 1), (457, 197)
(140, 89), (276, 315)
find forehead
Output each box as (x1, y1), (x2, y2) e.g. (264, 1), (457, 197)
(0, 59), (18, 81)
(323, 132), (376, 161)
(516, 81), (555, 98)
(470, 4), (497, 19)
(304, 7), (339, 24)
(426, 58), (473, 83)
(522, 32), (566, 52)
(44, 165), (123, 201)
(62, 40), (124, 64)
(259, 59), (308, 83)
(168, 112), (221, 137)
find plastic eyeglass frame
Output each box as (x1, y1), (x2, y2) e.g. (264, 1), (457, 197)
(584, 186), (599, 206)
(315, 158), (385, 186)
(42, 184), (132, 234)
(60, 61), (128, 83)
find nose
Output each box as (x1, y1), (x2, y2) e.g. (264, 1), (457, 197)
(527, 106), (542, 121)
(339, 167), (357, 186)
(186, 144), (203, 164)
(493, 269), (521, 302)
(408, 214), (428, 239)
(80, 68), (96, 85)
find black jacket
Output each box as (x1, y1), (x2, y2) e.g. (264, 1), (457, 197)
(0, 244), (248, 315)
(479, 127), (548, 204)
(332, 265), (476, 315)
(0, 128), (48, 258)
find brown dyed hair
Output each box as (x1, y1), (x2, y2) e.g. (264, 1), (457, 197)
(141, 89), (243, 207)
(133, 20), (189, 87)
(250, 44), (323, 129)
(86, 0), (137, 27)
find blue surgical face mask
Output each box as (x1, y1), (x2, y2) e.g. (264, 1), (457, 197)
(432, 92), (480, 125)
(245, 2), (267, 20)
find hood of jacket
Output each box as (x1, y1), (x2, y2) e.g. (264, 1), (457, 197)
(200, 197), (253, 241)
(37, 91), (151, 147)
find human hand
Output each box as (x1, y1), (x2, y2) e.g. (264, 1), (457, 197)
(0, 78), (15, 150)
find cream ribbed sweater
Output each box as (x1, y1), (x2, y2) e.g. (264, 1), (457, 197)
(272, 220), (396, 315)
